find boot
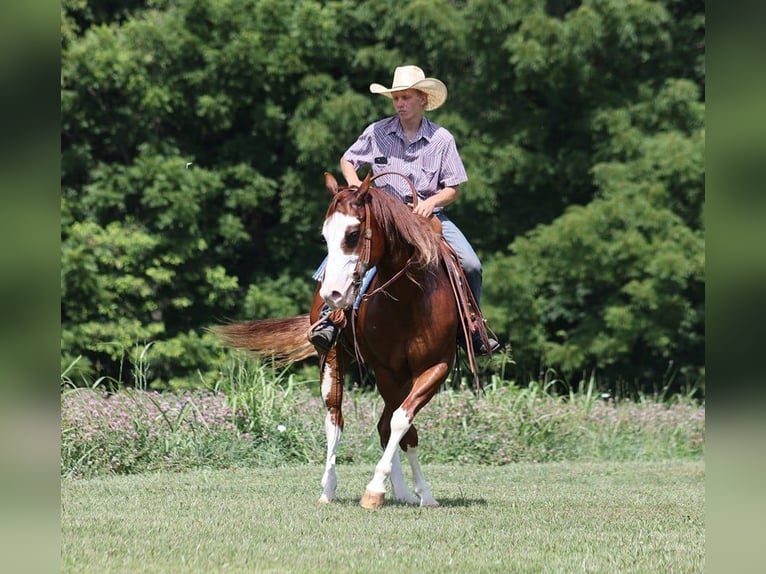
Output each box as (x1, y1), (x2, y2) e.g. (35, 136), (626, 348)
(308, 306), (337, 354)
(472, 332), (500, 356)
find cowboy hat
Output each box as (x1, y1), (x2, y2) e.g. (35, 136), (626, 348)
(369, 65), (448, 111)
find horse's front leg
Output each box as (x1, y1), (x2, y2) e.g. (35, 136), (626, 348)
(319, 347), (344, 503)
(375, 404), (418, 504)
(360, 363), (449, 509)
(361, 407), (411, 509)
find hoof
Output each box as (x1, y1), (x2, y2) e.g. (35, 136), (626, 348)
(395, 494), (420, 505)
(360, 489), (385, 510)
(318, 494), (334, 504)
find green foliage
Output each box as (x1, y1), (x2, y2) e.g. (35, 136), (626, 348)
(61, 0), (705, 392)
(483, 100), (705, 388)
(61, 359), (704, 478)
(213, 356), (321, 461)
(242, 273), (314, 319)
(60, 353), (322, 477)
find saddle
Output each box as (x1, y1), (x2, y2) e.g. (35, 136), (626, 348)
(431, 218), (497, 383)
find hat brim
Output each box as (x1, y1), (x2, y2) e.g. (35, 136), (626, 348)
(369, 78), (448, 111)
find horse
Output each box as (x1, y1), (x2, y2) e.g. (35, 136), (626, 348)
(216, 172), (489, 509)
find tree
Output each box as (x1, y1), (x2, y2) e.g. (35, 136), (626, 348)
(483, 78), (704, 392)
(61, 0), (705, 392)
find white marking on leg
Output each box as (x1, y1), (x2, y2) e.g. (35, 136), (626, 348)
(320, 363), (333, 403)
(404, 446), (439, 507)
(319, 411), (342, 503)
(366, 407), (411, 495)
(389, 447), (419, 504)
(319, 362), (342, 503)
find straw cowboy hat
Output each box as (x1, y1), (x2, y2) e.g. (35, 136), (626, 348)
(369, 65), (448, 111)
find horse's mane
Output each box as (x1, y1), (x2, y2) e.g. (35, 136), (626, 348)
(366, 187), (441, 271)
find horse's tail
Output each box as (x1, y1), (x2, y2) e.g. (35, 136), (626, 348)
(212, 314), (316, 364)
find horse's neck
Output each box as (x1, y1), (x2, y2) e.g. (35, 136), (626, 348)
(370, 209), (434, 290)
(376, 248), (414, 280)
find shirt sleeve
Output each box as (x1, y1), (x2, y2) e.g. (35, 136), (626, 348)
(342, 123), (375, 170)
(438, 129), (468, 189)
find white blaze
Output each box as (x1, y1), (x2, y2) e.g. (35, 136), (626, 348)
(320, 212), (361, 308)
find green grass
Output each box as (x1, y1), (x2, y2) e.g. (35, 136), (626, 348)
(61, 363), (704, 478)
(61, 460), (704, 573)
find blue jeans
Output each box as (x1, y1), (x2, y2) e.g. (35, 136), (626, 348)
(312, 212), (483, 306)
(436, 212), (483, 305)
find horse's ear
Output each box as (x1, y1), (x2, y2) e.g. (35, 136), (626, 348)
(358, 171), (373, 193)
(324, 172), (339, 195)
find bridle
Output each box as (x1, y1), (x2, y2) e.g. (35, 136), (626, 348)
(349, 171), (420, 301)
(331, 171), (422, 364)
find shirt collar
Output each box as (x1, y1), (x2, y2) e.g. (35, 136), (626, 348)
(386, 116), (435, 143)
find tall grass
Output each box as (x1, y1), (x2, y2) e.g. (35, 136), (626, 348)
(213, 356), (323, 463)
(61, 351), (704, 478)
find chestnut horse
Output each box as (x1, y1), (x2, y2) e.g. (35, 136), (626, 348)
(217, 172), (487, 508)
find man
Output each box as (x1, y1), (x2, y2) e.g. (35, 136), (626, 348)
(310, 65), (499, 355)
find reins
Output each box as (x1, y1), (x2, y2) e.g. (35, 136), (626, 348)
(341, 171), (422, 364)
(346, 171), (422, 303)
(368, 170), (420, 209)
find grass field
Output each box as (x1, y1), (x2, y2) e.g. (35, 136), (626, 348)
(61, 460), (704, 573)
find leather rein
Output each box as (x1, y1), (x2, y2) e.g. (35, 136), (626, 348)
(351, 171), (421, 302)
(339, 171), (422, 364)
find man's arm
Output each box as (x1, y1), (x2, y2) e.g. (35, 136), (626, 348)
(340, 158), (363, 187)
(412, 185), (460, 218)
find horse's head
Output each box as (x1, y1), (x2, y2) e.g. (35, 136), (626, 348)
(318, 172), (384, 310)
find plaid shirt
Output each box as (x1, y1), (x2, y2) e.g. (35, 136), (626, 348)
(342, 116), (468, 210)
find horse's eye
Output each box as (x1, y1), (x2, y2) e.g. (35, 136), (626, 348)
(345, 230), (360, 247)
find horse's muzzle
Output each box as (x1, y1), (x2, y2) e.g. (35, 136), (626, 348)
(319, 286), (356, 311)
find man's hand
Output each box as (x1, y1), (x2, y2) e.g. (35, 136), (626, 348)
(412, 196), (437, 218)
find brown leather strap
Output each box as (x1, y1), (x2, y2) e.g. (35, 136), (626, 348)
(368, 171), (420, 209)
(438, 237), (498, 389)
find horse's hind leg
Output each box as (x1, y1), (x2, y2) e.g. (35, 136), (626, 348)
(319, 348), (344, 503)
(403, 445), (438, 507)
(396, 424), (438, 507)
(390, 446), (419, 505)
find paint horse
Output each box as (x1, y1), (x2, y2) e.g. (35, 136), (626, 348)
(217, 172), (491, 508)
